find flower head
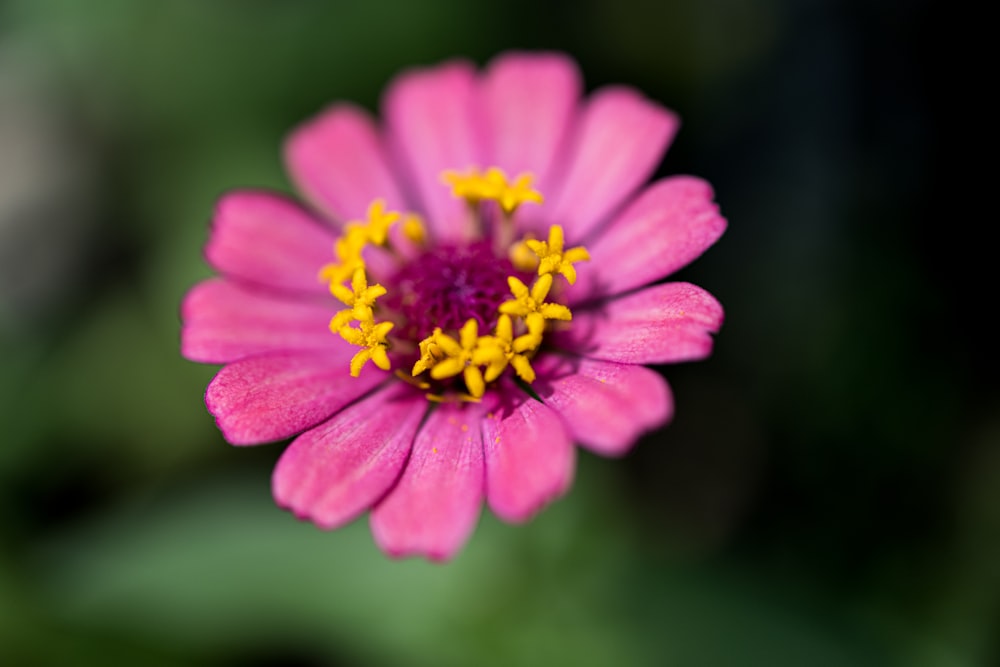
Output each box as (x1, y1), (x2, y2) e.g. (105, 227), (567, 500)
(181, 52), (726, 561)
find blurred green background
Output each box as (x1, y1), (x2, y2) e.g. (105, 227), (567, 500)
(1, 1), (992, 666)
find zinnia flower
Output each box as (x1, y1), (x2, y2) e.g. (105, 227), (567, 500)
(181, 52), (726, 561)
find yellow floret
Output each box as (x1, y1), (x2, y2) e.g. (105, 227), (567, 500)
(424, 319), (496, 399)
(402, 213), (427, 245)
(329, 267), (386, 326)
(339, 319), (394, 377)
(479, 314), (543, 383)
(441, 167), (543, 214)
(499, 274), (572, 323)
(508, 236), (540, 272)
(350, 199), (400, 246)
(525, 225), (590, 285)
(412, 328), (446, 376)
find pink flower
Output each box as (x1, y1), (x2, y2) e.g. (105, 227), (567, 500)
(181, 52), (726, 561)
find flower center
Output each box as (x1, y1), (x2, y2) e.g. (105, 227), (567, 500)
(321, 167), (591, 401)
(383, 241), (522, 344)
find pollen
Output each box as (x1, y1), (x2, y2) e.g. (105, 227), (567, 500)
(525, 225), (590, 285)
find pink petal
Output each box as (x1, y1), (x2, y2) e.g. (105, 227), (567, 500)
(541, 87), (679, 241)
(284, 103), (407, 223)
(534, 355), (673, 457)
(482, 391), (574, 522)
(556, 282), (723, 364)
(383, 60), (484, 243)
(206, 349), (386, 445)
(272, 384), (426, 529)
(370, 402), (486, 561)
(480, 52), (581, 196)
(572, 176), (727, 304)
(205, 190), (334, 295)
(181, 279), (335, 363)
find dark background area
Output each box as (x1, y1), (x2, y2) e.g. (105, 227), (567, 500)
(2, 1), (994, 666)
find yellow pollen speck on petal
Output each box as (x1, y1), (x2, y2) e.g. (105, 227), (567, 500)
(433, 447), (438, 454)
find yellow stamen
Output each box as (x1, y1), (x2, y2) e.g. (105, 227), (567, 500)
(494, 170), (543, 215)
(441, 167), (543, 214)
(479, 314), (542, 383)
(329, 268), (386, 329)
(340, 224), (370, 256)
(525, 225), (590, 285)
(508, 236), (540, 272)
(442, 168), (489, 202)
(339, 319), (394, 377)
(499, 274), (572, 323)
(426, 319), (493, 399)
(349, 199), (400, 246)
(412, 328), (446, 376)
(318, 260), (359, 287)
(402, 213), (426, 246)
(394, 369), (431, 390)
(426, 392), (482, 404)
(319, 225), (369, 287)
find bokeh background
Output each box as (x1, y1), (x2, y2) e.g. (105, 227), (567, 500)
(2, 1), (993, 665)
